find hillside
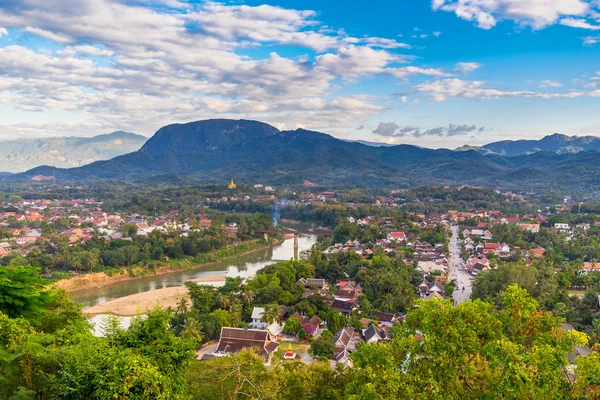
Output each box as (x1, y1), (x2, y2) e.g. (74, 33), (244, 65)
(15, 120), (600, 192)
(0, 131), (147, 173)
(458, 133), (600, 157)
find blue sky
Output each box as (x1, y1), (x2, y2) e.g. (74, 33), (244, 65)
(0, 0), (600, 148)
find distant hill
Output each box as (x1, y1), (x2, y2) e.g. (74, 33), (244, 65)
(457, 133), (600, 157)
(0, 131), (147, 173)
(14, 120), (600, 192)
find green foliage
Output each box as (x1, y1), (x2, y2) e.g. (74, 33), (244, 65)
(0, 265), (53, 322)
(283, 317), (301, 335)
(310, 332), (335, 359)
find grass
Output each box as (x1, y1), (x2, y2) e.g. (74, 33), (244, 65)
(271, 340), (311, 366)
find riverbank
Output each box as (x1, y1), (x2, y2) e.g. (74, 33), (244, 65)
(56, 239), (279, 293)
(84, 276), (226, 316)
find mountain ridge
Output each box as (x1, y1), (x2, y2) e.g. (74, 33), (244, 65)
(14, 120), (600, 192)
(456, 133), (600, 156)
(0, 131), (147, 173)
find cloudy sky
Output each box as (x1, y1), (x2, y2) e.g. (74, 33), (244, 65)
(1, 0), (600, 148)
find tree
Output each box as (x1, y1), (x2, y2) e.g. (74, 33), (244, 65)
(0, 266), (53, 322)
(298, 328), (307, 341)
(180, 316), (204, 346)
(347, 285), (587, 399)
(326, 311), (348, 334)
(176, 297), (189, 314)
(283, 317), (300, 335)
(261, 303), (280, 324)
(186, 349), (279, 399)
(310, 333), (335, 359)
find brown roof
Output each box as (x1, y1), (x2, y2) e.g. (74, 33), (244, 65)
(215, 328), (279, 359)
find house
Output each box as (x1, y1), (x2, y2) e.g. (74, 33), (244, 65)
(297, 277), (328, 290)
(331, 299), (357, 316)
(581, 262), (600, 274)
(333, 327), (355, 352)
(554, 223), (570, 231)
(335, 280), (363, 300)
(223, 222), (239, 237)
(519, 223), (540, 233)
(266, 322), (283, 340)
(418, 278), (446, 298)
(290, 312), (321, 335)
(334, 349), (353, 369)
(484, 242), (510, 254)
(250, 307), (268, 329)
(527, 246), (545, 258)
(369, 311), (403, 327)
(362, 324), (391, 344)
(472, 262), (489, 275)
(213, 327), (279, 364)
(387, 231), (406, 242)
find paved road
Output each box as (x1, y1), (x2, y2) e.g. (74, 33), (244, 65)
(449, 225), (473, 305)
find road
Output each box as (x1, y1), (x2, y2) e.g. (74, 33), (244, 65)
(448, 225), (473, 305)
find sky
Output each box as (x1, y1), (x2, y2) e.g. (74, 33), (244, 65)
(1, 0), (600, 148)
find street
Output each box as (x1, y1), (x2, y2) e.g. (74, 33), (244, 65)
(448, 225), (472, 304)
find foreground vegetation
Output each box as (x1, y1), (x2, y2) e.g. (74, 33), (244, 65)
(2, 264), (600, 399)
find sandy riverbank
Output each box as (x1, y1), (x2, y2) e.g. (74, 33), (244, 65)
(84, 276), (226, 316)
(56, 239), (277, 293)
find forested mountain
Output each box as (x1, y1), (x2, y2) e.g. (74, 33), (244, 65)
(457, 133), (600, 157)
(0, 131), (147, 173)
(15, 120), (600, 192)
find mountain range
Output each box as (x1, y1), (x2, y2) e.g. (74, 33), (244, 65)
(0, 132), (147, 173)
(456, 133), (600, 156)
(12, 120), (600, 192)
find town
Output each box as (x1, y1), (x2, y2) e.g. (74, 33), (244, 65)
(2, 183), (599, 381)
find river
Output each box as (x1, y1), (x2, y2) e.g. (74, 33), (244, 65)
(71, 234), (317, 309)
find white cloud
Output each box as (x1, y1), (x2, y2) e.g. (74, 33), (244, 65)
(414, 78), (585, 101)
(24, 26), (73, 43)
(540, 80), (563, 87)
(432, 0), (592, 30)
(315, 45), (398, 79)
(0, 0), (426, 137)
(388, 66), (451, 79)
(583, 35), (600, 44)
(372, 122), (485, 137)
(0, 27), (7, 37)
(560, 17), (600, 29)
(455, 62), (483, 73)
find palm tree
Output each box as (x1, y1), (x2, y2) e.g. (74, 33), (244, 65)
(380, 293), (395, 312)
(261, 303), (280, 324)
(71, 254), (82, 274)
(220, 295), (233, 310)
(176, 297), (189, 314)
(243, 290), (255, 307)
(181, 316), (204, 346)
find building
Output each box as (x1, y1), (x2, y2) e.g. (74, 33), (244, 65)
(362, 324), (391, 344)
(213, 327), (279, 364)
(519, 223), (540, 233)
(228, 179), (236, 189)
(250, 307), (268, 329)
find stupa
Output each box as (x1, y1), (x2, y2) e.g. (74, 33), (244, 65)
(282, 343), (297, 360)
